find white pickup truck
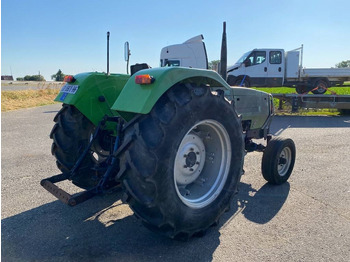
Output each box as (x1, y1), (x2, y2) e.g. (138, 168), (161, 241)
(227, 46), (350, 94)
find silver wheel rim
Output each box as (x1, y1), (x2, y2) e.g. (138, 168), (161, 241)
(278, 147), (292, 177)
(174, 119), (232, 209)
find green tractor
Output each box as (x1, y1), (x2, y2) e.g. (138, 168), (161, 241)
(41, 25), (296, 239)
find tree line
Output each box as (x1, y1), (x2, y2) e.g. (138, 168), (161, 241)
(335, 60), (350, 68)
(16, 75), (45, 81)
(16, 69), (66, 82)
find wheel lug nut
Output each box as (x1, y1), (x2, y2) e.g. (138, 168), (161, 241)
(190, 148), (194, 151)
(196, 152), (199, 155)
(183, 165), (187, 168)
(183, 154), (187, 158)
(189, 168), (194, 172)
(196, 161), (200, 165)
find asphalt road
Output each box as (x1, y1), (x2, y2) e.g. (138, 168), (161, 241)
(2, 104), (350, 262)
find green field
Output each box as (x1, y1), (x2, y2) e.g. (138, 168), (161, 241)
(252, 82), (350, 115)
(253, 83), (350, 95)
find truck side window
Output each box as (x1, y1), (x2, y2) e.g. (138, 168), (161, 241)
(246, 51), (266, 66)
(269, 51), (282, 64)
(164, 59), (181, 67)
(255, 51), (266, 65)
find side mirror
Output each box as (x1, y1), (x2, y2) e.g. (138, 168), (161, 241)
(124, 42), (130, 62)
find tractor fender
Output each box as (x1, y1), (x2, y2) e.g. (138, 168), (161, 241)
(54, 72), (130, 125)
(111, 67), (231, 116)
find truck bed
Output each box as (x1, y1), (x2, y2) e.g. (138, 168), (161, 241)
(301, 68), (350, 78)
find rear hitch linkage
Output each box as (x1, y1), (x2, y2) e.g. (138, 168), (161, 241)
(41, 115), (127, 206)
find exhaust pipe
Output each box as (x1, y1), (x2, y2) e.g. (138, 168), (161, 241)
(107, 31), (110, 75)
(220, 22), (227, 81)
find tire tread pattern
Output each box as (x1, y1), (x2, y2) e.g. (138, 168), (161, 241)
(119, 84), (244, 239)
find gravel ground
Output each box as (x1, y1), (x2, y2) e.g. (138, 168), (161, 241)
(2, 104), (350, 261)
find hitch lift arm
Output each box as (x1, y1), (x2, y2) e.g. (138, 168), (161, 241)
(40, 116), (130, 206)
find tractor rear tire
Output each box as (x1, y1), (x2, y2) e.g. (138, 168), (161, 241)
(262, 137), (296, 185)
(50, 104), (109, 189)
(118, 84), (244, 239)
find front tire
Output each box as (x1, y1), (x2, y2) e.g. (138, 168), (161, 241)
(262, 137), (296, 185)
(118, 84), (244, 239)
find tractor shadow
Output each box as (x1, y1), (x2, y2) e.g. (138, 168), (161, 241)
(1, 191), (219, 261)
(2, 182), (289, 261)
(227, 182), (290, 225)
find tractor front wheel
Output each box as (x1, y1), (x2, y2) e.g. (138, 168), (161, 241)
(261, 137), (296, 185)
(118, 84), (244, 239)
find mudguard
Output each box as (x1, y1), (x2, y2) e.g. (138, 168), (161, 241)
(55, 72), (129, 125)
(111, 67), (230, 117)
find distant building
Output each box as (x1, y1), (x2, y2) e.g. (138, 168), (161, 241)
(1, 75), (14, 80)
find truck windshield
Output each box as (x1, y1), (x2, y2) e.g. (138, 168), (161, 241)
(236, 51), (252, 64)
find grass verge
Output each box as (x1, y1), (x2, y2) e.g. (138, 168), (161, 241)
(252, 85), (350, 116)
(1, 88), (60, 112)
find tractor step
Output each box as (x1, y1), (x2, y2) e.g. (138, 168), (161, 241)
(40, 174), (97, 206)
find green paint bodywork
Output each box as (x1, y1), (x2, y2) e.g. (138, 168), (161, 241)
(55, 72), (129, 125)
(55, 67), (271, 131)
(110, 67), (271, 129)
(111, 67), (231, 114)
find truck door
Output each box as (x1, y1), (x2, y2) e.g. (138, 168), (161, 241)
(267, 50), (284, 86)
(244, 50), (268, 86)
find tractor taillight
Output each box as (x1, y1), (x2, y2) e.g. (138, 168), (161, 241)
(64, 75), (75, 83)
(135, 74), (155, 85)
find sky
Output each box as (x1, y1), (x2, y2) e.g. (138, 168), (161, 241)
(1, 0), (350, 81)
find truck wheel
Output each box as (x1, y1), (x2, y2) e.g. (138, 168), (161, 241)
(261, 137), (296, 185)
(50, 105), (109, 189)
(296, 85), (308, 94)
(118, 84), (244, 239)
(311, 80), (328, 94)
(226, 75), (235, 86)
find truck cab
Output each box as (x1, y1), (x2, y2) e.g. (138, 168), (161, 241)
(160, 35), (208, 69)
(227, 49), (285, 87)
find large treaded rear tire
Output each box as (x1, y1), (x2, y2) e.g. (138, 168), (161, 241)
(118, 84), (244, 239)
(50, 104), (106, 189)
